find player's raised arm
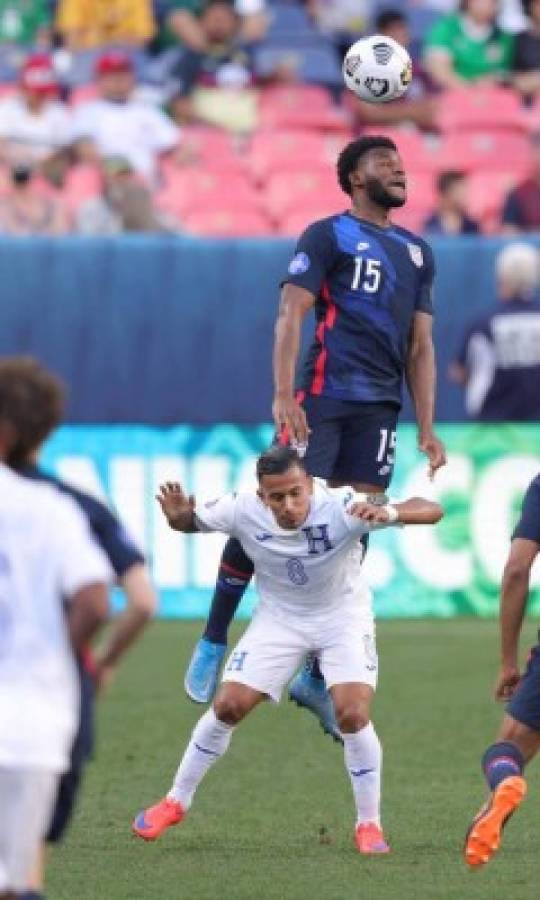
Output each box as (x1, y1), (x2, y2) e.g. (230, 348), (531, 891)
(157, 482), (199, 533)
(348, 495), (443, 527)
(272, 283), (314, 445)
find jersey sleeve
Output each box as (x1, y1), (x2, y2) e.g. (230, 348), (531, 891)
(415, 241), (435, 315)
(338, 491), (395, 536)
(194, 493), (239, 534)
(423, 15), (455, 55)
(282, 220), (337, 296)
(50, 495), (113, 598)
(513, 476), (540, 544)
(86, 496), (145, 578)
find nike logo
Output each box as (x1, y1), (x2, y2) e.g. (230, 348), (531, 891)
(255, 533), (273, 542)
(350, 768), (374, 777)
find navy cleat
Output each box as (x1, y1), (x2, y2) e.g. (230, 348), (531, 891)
(184, 638), (227, 704)
(289, 664), (342, 744)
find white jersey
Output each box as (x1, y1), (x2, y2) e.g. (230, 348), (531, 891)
(196, 481), (391, 621)
(0, 464), (112, 773)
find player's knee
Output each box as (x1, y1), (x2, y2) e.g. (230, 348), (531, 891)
(213, 694), (248, 725)
(335, 705), (369, 734)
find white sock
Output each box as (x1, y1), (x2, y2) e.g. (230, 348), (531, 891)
(342, 722), (382, 826)
(167, 708), (234, 809)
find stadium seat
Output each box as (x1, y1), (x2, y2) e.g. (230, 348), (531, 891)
(69, 83), (99, 106)
(259, 84), (349, 131)
(173, 127), (247, 174)
(266, 3), (320, 43)
(360, 127), (441, 173)
(61, 164), (102, 213)
(437, 131), (531, 173)
(277, 203), (345, 236)
(436, 86), (526, 134)
(263, 169), (344, 220)
(183, 209), (273, 236)
(156, 168), (262, 217)
(467, 171), (522, 222)
(248, 130), (353, 181)
(254, 43), (343, 89)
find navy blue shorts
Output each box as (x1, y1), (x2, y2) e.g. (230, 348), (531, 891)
(507, 637), (540, 733)
(47, 665), (95, 843)
(297, 395), (399, 488)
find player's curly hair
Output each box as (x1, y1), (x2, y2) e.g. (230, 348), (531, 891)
(337, 136), (398, 196)
(256, 445), (306, 480)
(0, 356), (65, 466)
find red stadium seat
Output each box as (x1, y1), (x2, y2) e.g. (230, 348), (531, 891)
(0, 83), (16, 101)
(263, 168), (344, 220)
(248, 130), (352, 181)
(259, 84), (349, 131)
(69, 84), (99, 106)
(177, 127), (248, 174)
(467, 170), (522, 221)
(62, 164), (101, 213)
(437, 131), (531, 173)
(437, 85), (526, 133)
(361, 127), (440, 173)
(183, 209), (273, 236)
(156, 167), (262, 217)
(277, 203), (345, 236)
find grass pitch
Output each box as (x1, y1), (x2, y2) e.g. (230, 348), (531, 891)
(48, 620), (540, 900)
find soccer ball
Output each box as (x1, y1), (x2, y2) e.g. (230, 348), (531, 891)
(343, 35), (412, 103)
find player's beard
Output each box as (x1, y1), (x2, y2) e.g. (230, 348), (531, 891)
(364, 176), (406, 209)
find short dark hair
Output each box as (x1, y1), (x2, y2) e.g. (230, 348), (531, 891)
(256, 445), (306, 481)
(436, 169), (467, 195)
(337, 136), (398, 196)
(0, 356), (65, 466)
(375, 9), (407, 31)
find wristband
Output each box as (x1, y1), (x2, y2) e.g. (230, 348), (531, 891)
(385, 504), (399, 523)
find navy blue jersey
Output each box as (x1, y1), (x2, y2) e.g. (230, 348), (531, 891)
(284, 212), (435, 407)
(513, 474), (540, 544)
(455, 298), (540, 422)
(19, 464), (145, 577)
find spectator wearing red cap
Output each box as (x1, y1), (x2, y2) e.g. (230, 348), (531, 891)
(56, 0), (155, 51)
(0, 54), (71, 167)
(70, 52), (180, 183)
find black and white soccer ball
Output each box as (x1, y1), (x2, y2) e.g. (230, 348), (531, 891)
(343, 35), (412, 104)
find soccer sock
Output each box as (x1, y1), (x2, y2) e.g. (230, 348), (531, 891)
(482, 741), (524, 791)
(203, 537), (254, 645)
(343, 722), (382, 826)
(168, 708), (234, 809)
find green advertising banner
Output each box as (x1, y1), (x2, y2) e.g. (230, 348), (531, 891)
(41, 424), (540, 619)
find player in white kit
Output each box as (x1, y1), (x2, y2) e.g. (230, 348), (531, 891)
(132, 446), (442, 854)
(0, 403), (111, 899)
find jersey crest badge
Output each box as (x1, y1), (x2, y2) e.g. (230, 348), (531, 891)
(407, 243), (423, 267)
(288, 252), (310, 275)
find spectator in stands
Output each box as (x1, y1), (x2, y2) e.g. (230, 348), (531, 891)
(307, 0), (371, 56)
(0, 162), (69, 235)
(0, 54), (71, 168)
(157, 0), (268, 52)
(512, 0), (540, 98)
(346, 8), (438, 131)
(70, 51), (181, 183)
(0, 0), (51, 46)
(169, 1), (257, 132)
(56, 0), (155, 50)
(424, 170), (480, 235)
(75, 155), (173, 234)
(423, 0), (515, 88)
(501, 130), (540, 231)
(449, 242), (540, 420)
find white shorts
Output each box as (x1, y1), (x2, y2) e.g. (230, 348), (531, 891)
(222, 605), (378, 702)
(0, 767), (58, 892)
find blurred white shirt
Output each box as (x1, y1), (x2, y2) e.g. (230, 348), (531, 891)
(70, 98), (180, 182)
(0, 95), (72, 162)
(0, 464), (112, 774)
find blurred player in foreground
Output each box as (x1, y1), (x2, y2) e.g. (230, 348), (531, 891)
(0, 372), (111, 900)
(185, 136), (446, 721)
(464, 473), (540, 867)
(0, 357), (157, 900)
(133, 446), (442, 854)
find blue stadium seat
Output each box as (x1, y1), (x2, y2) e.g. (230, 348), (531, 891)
(266, 3), (319, 42)
(254, 43), (343, 88)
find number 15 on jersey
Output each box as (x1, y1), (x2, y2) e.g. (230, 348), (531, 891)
(351, 256), (381, 293)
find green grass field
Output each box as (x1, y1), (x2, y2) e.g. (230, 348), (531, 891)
(48, 620), (540, 900)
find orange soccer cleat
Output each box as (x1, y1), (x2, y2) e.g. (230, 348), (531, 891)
(355, 822), (390, 854)
(464, 775), (527, 868)
(132, 797), (185, 841)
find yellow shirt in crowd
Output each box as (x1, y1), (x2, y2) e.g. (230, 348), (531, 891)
(56, 0), (155, 49)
